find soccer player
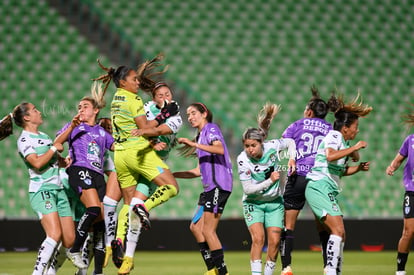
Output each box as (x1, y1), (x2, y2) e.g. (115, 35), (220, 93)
(55, 85), (115, 273)
(93, 55), (180, 274)
(280, 87), (336, 275)
(237, 103), (296, 275)
(305, 93), (372, 275)
(0, 103), (75, 275)
(112, 81), (183, 271)
(386, 109), (414, 275)
(174, 102), (233, 275)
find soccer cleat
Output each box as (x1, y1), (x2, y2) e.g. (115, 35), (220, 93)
(204, 268), (218, 275)
(396, 271), (407, 275)
(281, 265), (293, 275)
(103, 246), (112, 267)
(132, 204), (151, 230)
(111, 239), (124, 268)
(118, 256), (134, 274)
(66, 250), (88, 269)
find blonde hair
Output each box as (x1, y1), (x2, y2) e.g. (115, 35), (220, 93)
(242, 103), (281, 142)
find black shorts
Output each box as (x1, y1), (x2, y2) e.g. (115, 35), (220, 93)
(283, 175), (308, 210)
(403, 191), (414, 219)
(200, 188), (231, 214)
(66, 166), (106, 201)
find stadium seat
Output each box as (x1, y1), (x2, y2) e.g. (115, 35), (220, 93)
(2, 0), (413, 219)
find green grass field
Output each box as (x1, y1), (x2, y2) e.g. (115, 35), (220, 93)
(0, 250), (400, 275)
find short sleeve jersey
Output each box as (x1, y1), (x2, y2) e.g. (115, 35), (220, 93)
(57, 122), (114, 175)
(144, 100), (183, 159)
(306, 130), (350, 190)
(282, 117), (332, 176)
(398, 134), (414, 191)
(237, 139), (290, 203)
(17, 130), (61, 192)
(197, 123), (233, 192)
(110, 88), (149, 150)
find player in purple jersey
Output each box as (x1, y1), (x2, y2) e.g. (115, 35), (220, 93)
(386, 110), (414, 275)
(55, 84), (114, 273)
(173, 103), (232, 275)
(280, 87), (337, 275)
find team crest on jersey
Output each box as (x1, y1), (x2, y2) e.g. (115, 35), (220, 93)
(405, 206), (410, 215)
(244, 212), (253, 222)
(332, 203), (339, 212)
(45, 201), (52, 210)
(84, 178), (92, 185)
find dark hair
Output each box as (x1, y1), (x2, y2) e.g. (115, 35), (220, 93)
(306, 85), (333, 119)
(0, 102), (31, 141)
(93, 60), (134, 94)
(178, 102), (213, 157)
(327, 92), (372, 131)
(333, 110), (359, 131)
(190, 103), (213, 123)
(137, 53), (169, 94)
(151, 82), (172, 98)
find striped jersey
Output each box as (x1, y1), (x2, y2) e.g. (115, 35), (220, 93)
(306, 130), (350, 191)
(237, 139), (292, 203)
(110, 88), (149, 150)
(17, 130), (61, 192)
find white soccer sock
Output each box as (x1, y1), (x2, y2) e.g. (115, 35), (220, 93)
(325, 234), (342, 275)
(45, 242), (67, 275)
(250, 259), (262, 275)
(103, 196), (119, 247)
(81, 232), (94, 267)
(337, 241), (344, 275)
(32, 237), (57, 275)
(264, 260), (276, 275)
(124, 197), (144, 257)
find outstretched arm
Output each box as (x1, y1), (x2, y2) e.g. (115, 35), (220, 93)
(177, 138), (224, 155)
(386, 153), (406, 176)
(173, 164), (201, 179)
(326, 141), (367, 162)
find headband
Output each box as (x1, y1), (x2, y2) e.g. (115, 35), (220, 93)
(196, 102), (208, 113)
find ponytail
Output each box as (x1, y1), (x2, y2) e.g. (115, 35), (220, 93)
(136, 53), (169, 94)
(0, 102), (30, 140)
(242, 103), (280, 142)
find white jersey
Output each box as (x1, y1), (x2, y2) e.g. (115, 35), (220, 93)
(17, 130), (61, 192)
(237, 138), (294, 203)
(144, 100), (183, 159)
(306, 130), (350, 190)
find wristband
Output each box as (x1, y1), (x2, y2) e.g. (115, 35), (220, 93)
(50, 146), (57, 153)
